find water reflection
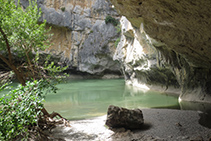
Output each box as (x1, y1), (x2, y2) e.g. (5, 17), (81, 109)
(44, 79), (179, 120)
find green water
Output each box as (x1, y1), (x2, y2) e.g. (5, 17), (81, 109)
(44, 79), (179, 120)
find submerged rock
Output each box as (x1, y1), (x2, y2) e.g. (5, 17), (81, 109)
(105, 105), (144, 129)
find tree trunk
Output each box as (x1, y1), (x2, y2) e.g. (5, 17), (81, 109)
(11, 65), (26, 86)
(0, 27), (26, 86)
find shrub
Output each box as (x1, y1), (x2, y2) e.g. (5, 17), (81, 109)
(115, 24), (121, 34)
(105, 15), (119, 26)
(115, 37), (121, 47)
(0, 80), (57, 140)
(89, 30), (94, 34)
(61, 7), (65, 12)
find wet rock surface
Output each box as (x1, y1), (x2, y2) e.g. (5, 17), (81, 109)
(105, 105), (144, 129)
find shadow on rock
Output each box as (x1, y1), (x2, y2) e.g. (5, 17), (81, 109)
(179, 100), (211, 129)
(105, 105), (144, 129)
(198, 112), (211, 129)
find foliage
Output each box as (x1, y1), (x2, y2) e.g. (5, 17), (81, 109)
(105, 16), (121, 48)
(89, 30), (94, 34)
(0, 0), (68, 140)
(115, 24), (121, 34)
(0, 0), (52, 85)
(0, 0), (50, 56)
(105, 15), (119, 26)
(43, 55), (69, 82)
(61, 7), (65, 12)
(0, 80), (57, 140)
(115, 37), (121, 48)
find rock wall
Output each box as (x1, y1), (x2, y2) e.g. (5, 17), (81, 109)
(110, 0), (211, 103)
(114, 16), (179, 93)
(20, 0), (122, 77)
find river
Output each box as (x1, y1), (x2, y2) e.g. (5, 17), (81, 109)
(44, 79), (179, 120)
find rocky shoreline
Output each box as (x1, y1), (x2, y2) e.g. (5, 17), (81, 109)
(44, 108), (211, 141)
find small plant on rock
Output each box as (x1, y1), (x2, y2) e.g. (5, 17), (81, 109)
(61, 7), (65, 12)
(115, 37), (121, 48)
(115, 24), (121, 34)
(105, 15), (119, 26)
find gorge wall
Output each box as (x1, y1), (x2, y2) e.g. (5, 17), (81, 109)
(114, 16), (179, 93)
(110, 0), (211, 103)
(18, 0), (211, 103)
(20, 0), (122, 78)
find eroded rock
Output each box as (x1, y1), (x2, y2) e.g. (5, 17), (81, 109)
(19, 0), (122, 77)
(110, 0), (211, 103)
(114, 16), (179, 93)
(105, 105), (144, 129)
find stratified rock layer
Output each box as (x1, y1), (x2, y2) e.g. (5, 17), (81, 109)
(110, 0), (211, 102)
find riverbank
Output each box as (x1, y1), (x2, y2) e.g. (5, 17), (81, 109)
(44, 108), (211, 141)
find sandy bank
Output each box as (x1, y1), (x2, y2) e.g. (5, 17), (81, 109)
(44, 109), (211, 141)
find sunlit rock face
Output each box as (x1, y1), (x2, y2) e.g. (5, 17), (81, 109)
(20, 0), (121, 76)
(110, 0), (211, 102)
(114, 17), (179, 92)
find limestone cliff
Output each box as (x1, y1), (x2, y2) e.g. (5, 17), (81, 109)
(114, 17), (179, 93)
(110, 0), (211, 103)
(20, 0), (122, 77)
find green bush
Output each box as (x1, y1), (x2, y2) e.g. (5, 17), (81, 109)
(89, 30), (94, 34)
(115, 24), (121, 34)
(105, 15), (119, 26)
(115, 37), (121, 48)
(61, 7), (65, 12)
(0, 80), (57, 140)
(0, 1), (68, 140)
